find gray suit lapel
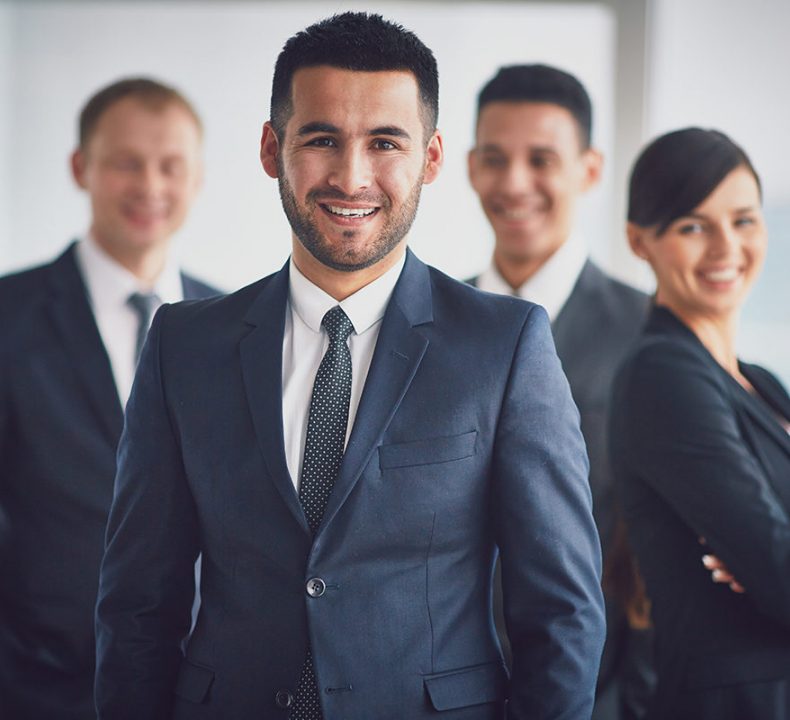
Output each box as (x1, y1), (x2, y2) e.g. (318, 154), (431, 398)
(551, 260), (599, 360)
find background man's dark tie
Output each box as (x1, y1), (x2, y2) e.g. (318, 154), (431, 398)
(126, 291), (160, 365)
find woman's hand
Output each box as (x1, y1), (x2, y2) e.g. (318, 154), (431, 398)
(699, 537), (745, 593)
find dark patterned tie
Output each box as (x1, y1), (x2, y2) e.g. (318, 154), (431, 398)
(291, 305), (354, 720)
(127, 292), (160, 365)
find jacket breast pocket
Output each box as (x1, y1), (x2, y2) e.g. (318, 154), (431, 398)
(379, 430), (478, 470)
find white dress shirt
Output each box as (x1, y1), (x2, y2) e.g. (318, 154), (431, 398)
(476, 235), (587, 321)
(282, 253), (406, 492)
(74, 235), (183, 405)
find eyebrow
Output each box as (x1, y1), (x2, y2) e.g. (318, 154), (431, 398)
(477, 143), (559, 155)
(296, 122), (340, 136)
(295, 122), (411, 140)
(369, 126), (411, 140)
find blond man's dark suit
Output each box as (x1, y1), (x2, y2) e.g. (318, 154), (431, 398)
(0, 243), (218, 719)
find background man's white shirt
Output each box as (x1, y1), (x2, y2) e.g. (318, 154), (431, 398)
(75, 235), (183, 405)
(476, 235), (587, 321)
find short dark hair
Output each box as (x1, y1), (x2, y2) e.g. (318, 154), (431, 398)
(627, 127), (761, 236)
(78, 77), (202, 150)
(476, 64), (593, 149)
(270, 12), (439, 139)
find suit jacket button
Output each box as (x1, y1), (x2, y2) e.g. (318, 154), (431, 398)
(275, 689), (294, 708)
(306, 577), (326, 597)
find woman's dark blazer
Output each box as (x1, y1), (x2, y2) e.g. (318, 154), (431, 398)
(610, 305), (790, 720)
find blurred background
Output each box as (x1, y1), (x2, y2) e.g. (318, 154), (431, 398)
(0, 0), (787, 382)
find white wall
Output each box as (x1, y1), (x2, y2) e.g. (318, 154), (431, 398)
(645, 0), (790, 382)
(0, 3), (12, 260)
(0, 0), (615, 290)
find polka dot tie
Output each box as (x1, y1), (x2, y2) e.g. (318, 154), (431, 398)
(292, 305), (354, 720)
(127, 291), (160, 366)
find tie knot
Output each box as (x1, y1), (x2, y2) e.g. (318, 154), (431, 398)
(127, 291), (160, 322)
(322, 306), (354, 344)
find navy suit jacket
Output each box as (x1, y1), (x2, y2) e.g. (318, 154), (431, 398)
(471, 261), (652, 719)
(611, 306), (790, 720)
(95, 250), (605, 720)
(0, 243), (218, 720)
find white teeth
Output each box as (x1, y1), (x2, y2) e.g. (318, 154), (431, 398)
(325, 205), (376, 217)
(703, 268), (739, 282)
(501, 208), (533, 220)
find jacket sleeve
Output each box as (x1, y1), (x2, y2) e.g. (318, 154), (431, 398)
(95, 305), (199, 719)
(615, 338), (790, 627)
(494, 305), (606, 720)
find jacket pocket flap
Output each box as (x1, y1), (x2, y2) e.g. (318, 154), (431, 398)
(379, 431), (478, 469)
(174, 659), (215, 703)
(424, 661), (507, 711)
(685, 648), (790, 689)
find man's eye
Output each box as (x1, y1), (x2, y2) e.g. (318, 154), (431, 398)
(308, 137), (336, 147)
(530, 154), (553, 169)
(481, 155), (506, 168)
(374, 139), (397, 151)
(110, 158), (139, 171)
(162, 160), (185, 177)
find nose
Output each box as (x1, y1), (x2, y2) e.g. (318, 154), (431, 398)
(708, 223), (739, 257)
(498, 159), (535, 198)
(136, 163), (167, 198)
(327, 145), (372, 196)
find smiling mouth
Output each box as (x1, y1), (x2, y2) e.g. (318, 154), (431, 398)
(124, 207), (168, 224)
(699, 268), (742, 283)
(494, 206), (544, 222)
(321, 204), (379, 219)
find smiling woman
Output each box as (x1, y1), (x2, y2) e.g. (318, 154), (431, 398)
(610, 128), (790, 720)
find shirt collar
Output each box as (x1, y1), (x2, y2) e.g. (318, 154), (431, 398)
(479, 235), (587, 321)
(288, 252), (406, 335)
(75, 233), (183, 309)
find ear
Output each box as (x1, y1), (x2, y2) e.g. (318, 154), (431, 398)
(579, 147), (603, 191)
(71, 149), (88, 189)
(260, 121), (280, 178)
(422, 129), (444, 185)
(626, 221), (650, 260)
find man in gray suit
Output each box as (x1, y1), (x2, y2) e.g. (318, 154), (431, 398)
(467, 64), (652, 720)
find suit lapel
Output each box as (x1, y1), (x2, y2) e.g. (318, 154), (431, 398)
(736, 369), (790, 459)
(180, 273), (219, 300)
(318, 252), (432, 536)
(47, 244), (124, 446)
(652, 307), (790, 461)
(239, 264), (310, 535)
(551, 260), (598, 360)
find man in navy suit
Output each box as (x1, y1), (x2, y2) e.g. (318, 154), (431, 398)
(0, 78), (218, 719)
(95, 15), (605, 719)
(466, 66), (652, 719)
